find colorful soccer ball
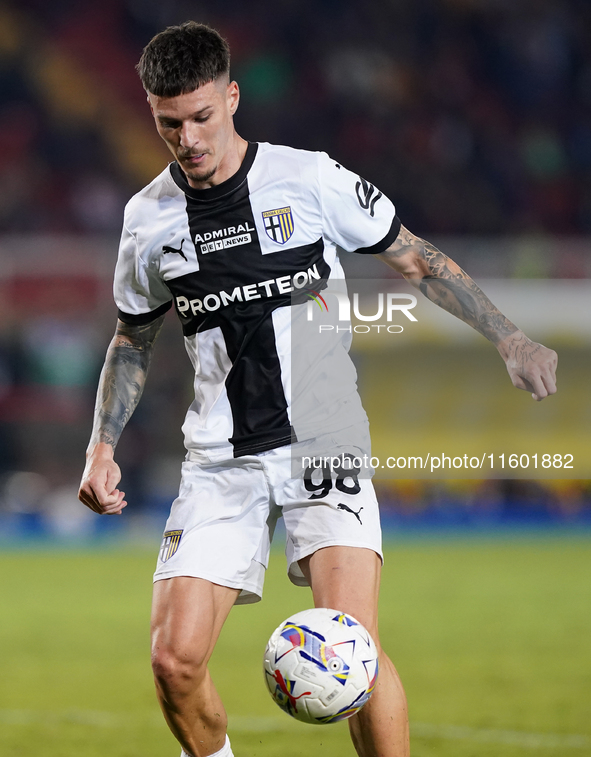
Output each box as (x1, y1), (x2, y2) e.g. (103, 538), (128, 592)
(263, 608), (379, 725)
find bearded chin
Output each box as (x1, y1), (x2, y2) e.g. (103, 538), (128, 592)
(185, 164), (218, 183)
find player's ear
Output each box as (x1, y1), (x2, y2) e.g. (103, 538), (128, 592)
(227, 80), (240, 115)
(147, 94), (155, 116)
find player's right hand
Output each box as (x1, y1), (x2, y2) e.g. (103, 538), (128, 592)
(78, 449), (127, 515)
(497, 330), (558, 401)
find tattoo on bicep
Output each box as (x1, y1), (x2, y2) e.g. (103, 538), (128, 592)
(90, 317), (165, 449)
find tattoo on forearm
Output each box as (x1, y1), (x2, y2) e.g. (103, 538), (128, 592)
(417, 240), (517, 343)
(89, 316), (164, 450)
(386, 229), (518, 344)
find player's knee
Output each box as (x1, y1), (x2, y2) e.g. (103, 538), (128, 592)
(151, 642), (209, 694)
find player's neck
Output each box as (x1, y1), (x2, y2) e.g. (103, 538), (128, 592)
(186, 134), (249, 190)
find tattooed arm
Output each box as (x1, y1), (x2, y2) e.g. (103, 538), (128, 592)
(376, 225), (558, 400)
(78, 315), (165, 515)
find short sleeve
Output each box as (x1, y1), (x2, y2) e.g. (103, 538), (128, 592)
(317, 152), (400, 254)
(113, 217), (173, 325)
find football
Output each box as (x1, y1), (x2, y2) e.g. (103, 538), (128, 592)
(263, 608), (379, 725)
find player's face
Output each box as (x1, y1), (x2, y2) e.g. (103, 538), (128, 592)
(149, 78), (240, 188)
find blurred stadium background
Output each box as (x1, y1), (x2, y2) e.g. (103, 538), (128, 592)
(0, 2), (590, 757)
(0, 0), (589, 540)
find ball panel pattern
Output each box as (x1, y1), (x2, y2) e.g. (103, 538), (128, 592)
(263, 608), (379, 725)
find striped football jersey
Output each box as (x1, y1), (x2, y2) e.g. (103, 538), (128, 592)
(114, 142), (400, 458)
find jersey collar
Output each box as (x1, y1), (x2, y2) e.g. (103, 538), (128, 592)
(170, 142), (258, 201)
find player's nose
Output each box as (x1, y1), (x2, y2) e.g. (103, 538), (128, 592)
(179, 121), (199, 149)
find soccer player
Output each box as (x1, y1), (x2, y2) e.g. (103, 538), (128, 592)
(78, 21), (557, 757)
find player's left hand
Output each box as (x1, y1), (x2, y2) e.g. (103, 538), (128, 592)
(78, 444), (127, 515)
(497, 330), (557, 401)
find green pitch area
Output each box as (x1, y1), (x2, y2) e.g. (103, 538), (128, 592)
(0, 538), (590, 757)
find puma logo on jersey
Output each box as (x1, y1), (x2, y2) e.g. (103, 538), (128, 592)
(163, 240), (188, 261)
(337, 503), (364, 524)
(355, 177), (382, 217)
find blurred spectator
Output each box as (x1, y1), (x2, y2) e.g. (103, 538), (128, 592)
(0, 0), (589, 534)
(0, 0), (588, 235)
(70, 173), (125, 232)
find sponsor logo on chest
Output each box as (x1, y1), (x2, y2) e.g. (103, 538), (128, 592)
(175, 263), (322, 317)
(195, 222), (256, 254)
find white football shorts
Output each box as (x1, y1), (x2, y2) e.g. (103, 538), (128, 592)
(153, 423), (382, 604)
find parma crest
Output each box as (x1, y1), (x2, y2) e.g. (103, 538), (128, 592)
(159, 529), (183, 562)
(262, 206), (294, 244)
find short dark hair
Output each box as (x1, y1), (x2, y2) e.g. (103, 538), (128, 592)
(137, 21), (230, 97)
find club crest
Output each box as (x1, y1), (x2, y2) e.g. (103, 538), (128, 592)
(159, 529), (183, 562)
(262, 206), (294, 244)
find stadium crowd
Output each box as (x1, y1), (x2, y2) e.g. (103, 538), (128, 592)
(0, 0), (590, 238)
(0, 0), (589, 534)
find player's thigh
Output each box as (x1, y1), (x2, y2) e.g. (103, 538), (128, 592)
(151, 576), (240, 666)
(154, 458), (273, 605)
(272, 424), (383, 588)
(298, 546), (381, 644)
